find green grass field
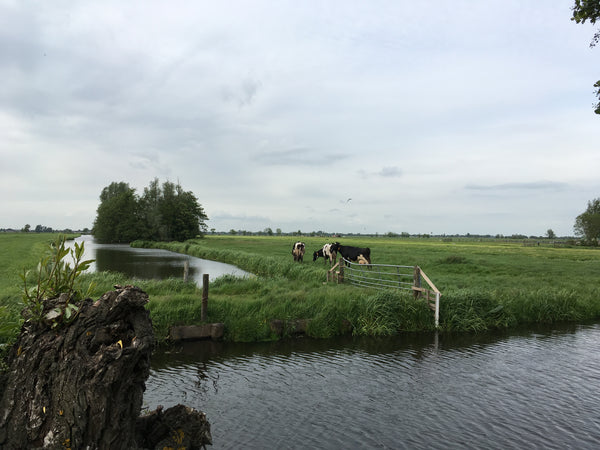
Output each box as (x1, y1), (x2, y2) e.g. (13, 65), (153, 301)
(2, 233), (600, 343)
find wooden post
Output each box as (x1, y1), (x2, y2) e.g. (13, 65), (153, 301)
(434, 291), (440, 328)
(201, 274), (209, 322)
(183, 260), (189, 282)
(413, 266), (421, 300)
(338, 260), (344, 283)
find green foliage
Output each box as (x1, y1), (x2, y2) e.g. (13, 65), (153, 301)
(574, 198), (600, 244)
(93, 178), (208, 243)
(20, 235), (95, 325)
(93, 182), (142, 243)
(572, 0), (600, 112)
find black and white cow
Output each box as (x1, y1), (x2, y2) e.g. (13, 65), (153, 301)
(312, 243), (337, 265)
(292, 242), (306, 262)
(330, 242), (371, 264)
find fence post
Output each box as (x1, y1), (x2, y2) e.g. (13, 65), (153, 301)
(201, 274), (209, 322)
(338, 260), (344, 283)
(413, 266), (421, 299)
(183, 260), (189, 282)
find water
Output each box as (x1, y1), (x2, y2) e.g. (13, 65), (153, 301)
(69, 235), (250, 285)
(146, 324), (600, 449)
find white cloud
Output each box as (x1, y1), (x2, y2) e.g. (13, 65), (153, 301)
(1, 1), (599, 236)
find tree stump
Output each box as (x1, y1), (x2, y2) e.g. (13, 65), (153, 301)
(0, 285), (212, 449)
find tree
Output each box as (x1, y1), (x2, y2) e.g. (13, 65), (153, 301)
(93, 179), (208, 243)
(574, 198), (600, 244)
(572, 0), (600, 114)
(139, 178), (164, 240)
(156, 181), (208, 241)
(93, 182), (142, 243)
(546, 229), (557, 239)
(34, 225), (53, 233)
(21, 224), (30, 232)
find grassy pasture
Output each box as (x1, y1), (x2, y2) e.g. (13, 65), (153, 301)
(135, 235), (600, 339)
(2, 233), (600, 343)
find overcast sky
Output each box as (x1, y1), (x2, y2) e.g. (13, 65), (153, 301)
(1, 1), (599, 236)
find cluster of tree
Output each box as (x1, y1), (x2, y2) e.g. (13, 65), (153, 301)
(93, 179), (208, 243)
(572, 0), (600, 114)
(21, 224), (54, 233)
(574, 198), (600, 245)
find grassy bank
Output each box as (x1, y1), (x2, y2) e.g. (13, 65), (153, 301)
(133, 235), (600, 339)
(2, 234), (600, 344)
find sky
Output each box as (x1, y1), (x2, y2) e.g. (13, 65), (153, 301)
(1, 1), (599, 237)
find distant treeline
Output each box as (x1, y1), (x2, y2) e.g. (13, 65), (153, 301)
(9, 224), (89, 234)
(217, 229), (576, 240)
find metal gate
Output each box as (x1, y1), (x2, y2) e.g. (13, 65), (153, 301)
(328, 258), (441, 327)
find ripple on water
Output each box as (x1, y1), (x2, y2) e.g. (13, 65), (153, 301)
(145, 325), (600, 449)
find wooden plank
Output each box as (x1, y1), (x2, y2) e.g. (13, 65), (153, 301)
(419, 268), (441, 294)
(411, 286), (428, 292)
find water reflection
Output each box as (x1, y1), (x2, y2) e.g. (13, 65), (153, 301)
(69, 235), (250, 285)
(146, 324), (600, 449)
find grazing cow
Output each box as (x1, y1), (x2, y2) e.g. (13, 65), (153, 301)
(357, 254), (369, 265)
(330, 242), (371, 264)
(312, 243), (337, 265)
(292, 242), (305, 262)
(312, 248), (325, 262)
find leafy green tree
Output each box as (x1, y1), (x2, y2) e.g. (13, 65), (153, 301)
(94, 179), (208, 243)
(93, 182), (142, 243)
(574, 198), (600, 245)
(572, 0), (600, 114)
(155, 181), (208, 241)
(546, 229), (557, 239)
(139, 178), (165, 240)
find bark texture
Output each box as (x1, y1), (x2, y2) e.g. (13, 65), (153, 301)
(0, 285), (211, 449)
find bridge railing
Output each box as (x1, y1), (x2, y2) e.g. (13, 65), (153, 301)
(328, 258), (441, 327)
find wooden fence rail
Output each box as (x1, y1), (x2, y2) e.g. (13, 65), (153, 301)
(328, 258), (442, 327)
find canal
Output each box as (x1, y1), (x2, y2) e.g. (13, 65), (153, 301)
(145, 323), (600, 449)
(70, 235), (250, 285)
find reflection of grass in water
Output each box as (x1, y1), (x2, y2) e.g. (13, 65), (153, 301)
(195, 362), (219, 400)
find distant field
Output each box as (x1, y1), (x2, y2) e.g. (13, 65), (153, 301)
(2, 233), (600, 344)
